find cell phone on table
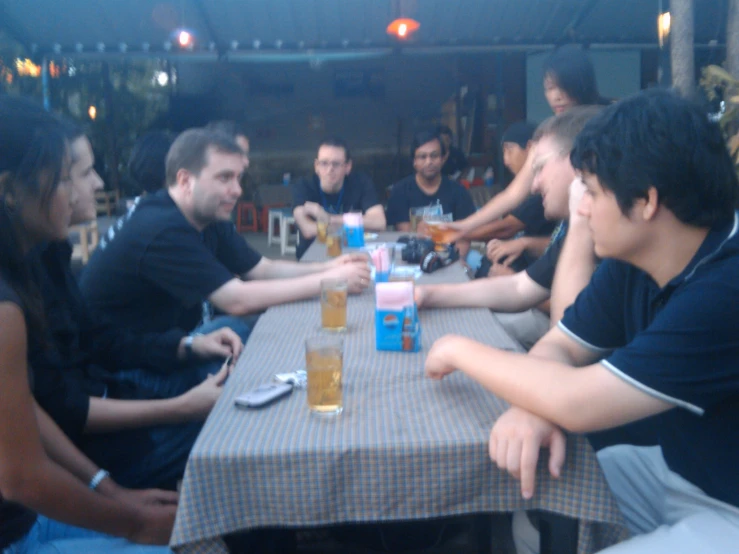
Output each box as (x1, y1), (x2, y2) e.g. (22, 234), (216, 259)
(234, 383), (293, 409)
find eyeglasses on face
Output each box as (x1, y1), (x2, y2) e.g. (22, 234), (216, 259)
(316, 160), (346, 170)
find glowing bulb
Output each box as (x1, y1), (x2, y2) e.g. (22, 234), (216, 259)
(88, 106), (97, 120)
(178, 30), (192, 48)
(398, 23), (408, 37)
(155, 71), (169, 86)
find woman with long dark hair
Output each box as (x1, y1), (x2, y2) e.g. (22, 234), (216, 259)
(0, 95), (175, 554)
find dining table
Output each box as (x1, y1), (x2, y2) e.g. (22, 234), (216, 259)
(170, 232), (629, 554)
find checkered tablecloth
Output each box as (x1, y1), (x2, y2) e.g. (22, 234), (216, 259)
(171, 233), (629, 553)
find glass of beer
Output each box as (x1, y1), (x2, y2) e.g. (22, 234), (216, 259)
(321, 278), (348, 332)
(305, 334), (343, 415)
(409, 207), (427, 233)
(316, 214), (329, 244)
(424, 213), (454, 251)
(326, 223), (343, 257)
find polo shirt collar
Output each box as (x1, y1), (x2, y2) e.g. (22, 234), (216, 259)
(666, 210), (739, 289)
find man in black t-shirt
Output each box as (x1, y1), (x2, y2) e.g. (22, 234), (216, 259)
(415, 108), (600, 349)
(292, 137), (386, 259)
(81, 129), (370, 366)
(386, 130), (476, 259)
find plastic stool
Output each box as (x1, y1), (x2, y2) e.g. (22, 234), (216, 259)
(236, 202), (258, 233)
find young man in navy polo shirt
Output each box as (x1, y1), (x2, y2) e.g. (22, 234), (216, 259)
(425, 89), (739, 552)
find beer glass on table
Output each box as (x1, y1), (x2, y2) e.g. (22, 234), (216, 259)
(305, 334), (343, 415)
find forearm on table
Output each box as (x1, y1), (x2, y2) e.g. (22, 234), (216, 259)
(549, 220), (597, 325)
(423, 275), (544, 312)
(213, 274), (323, 315)
(363, 206), (387, 231)
(435, 337), (594, 432)
(249, 258), (328, 279)
(85, 396), (191, 433)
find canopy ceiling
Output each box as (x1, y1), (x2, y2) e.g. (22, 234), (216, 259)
(0, 0), (727, 61)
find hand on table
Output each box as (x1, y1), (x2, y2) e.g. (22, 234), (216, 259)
(489, 406), (567, 499)
(424, 335), (461, 380)
(329, 260), (371, 294)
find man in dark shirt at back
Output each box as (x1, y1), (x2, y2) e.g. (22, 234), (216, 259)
(292, 137), (386, 259)
(386, 129), (476, 259)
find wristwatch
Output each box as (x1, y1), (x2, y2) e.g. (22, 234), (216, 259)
(184, 333), (203, 359)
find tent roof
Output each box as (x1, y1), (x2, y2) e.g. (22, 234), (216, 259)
(1, 0), (726, 60)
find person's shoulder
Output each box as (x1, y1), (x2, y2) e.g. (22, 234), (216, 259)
(391, 174), (415, 191)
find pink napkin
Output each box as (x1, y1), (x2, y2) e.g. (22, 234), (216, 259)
(375, 282), (414, 310)
(370, 246), (392, 273)
(343, 212), (363, 227)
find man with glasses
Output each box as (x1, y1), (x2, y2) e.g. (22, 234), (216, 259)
(414, 107), (601, 350)
(293, 137), (386, 259)
(386, 129), (476, 258)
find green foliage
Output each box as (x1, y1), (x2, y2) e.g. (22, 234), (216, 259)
(1, 32), (171, 192)
(701, 65), (739, 172)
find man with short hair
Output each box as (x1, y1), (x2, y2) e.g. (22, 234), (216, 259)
(386, 129), (476, 258)
(425, 90), (739, 553)
(80, 128), (370, 347)
(416, 107), (601, 349)
(293, 137), (386, 259)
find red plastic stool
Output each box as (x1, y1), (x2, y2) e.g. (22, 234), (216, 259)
(236, 202), (258, 232)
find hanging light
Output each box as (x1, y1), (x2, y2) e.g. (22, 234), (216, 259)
(88, 105), (97, 120)
(658, 12), (671, 48)
(386, 17), (420, 40)
(177, 29), (194, 49)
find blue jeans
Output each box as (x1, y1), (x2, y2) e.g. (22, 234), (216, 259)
(80, 315), (258, 489)
(3, 516), (170, 554)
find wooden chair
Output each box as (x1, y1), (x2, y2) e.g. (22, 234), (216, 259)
(236, 201), (259, 232)
(95, 190), (120, 217)
(70, 220), (99, 264)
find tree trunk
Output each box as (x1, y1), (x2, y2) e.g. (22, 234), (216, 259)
(671, 0), (695, 98)
(729, 0), (739, 78)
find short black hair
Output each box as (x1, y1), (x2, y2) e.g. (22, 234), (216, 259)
(501, 122), (537, 149)
(571, 89), (739, 227)
(317, 136), (352, 162)
(411, 129), (447, 162)
(165, 128), (243, 187)
(129, 131), (173, 193)
(542, 45), (606, 106)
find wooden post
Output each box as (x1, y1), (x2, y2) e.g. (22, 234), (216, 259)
(671, 0), (696, 98)
(729, 0), (739, 78)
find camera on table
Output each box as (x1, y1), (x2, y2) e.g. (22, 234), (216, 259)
(398, 235), (459, 273)
(398, 236), (434, 264)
